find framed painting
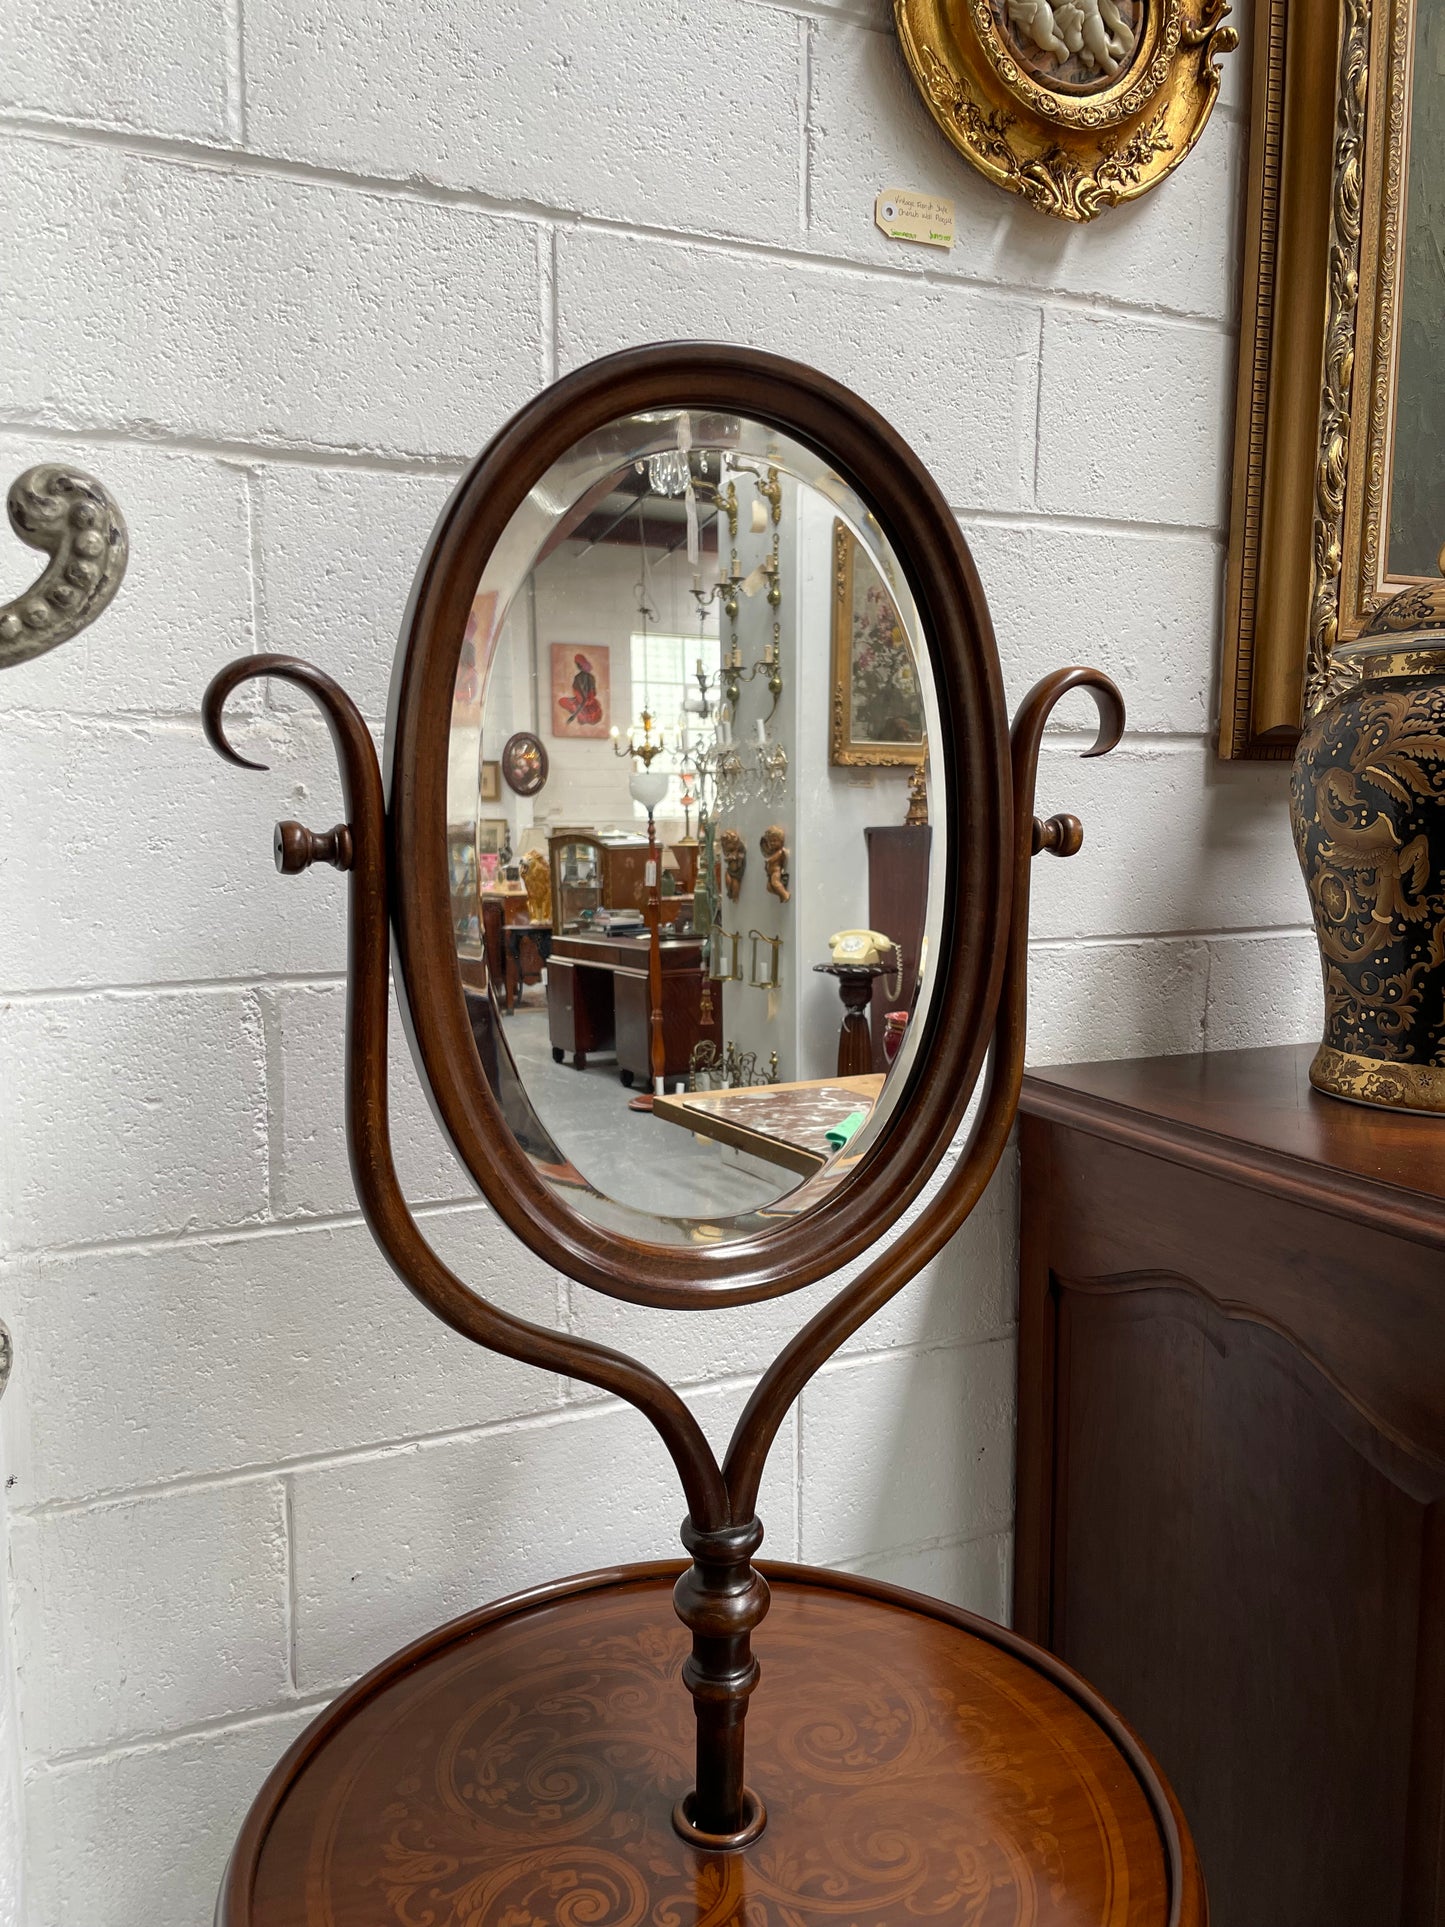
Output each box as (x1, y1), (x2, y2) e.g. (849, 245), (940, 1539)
(829, 520), (926, 768)
(1222, 0), (1445, 759)
(480, 760), (501, 803)
(550, 643), (611, 739)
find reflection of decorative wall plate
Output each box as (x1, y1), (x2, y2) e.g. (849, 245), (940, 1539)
(894, 0), (1236, 223)
(502, 730), (550, 797)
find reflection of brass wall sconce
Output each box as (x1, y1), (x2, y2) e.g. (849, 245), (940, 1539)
(905, 761), (928, 826)
(730, 462), (782, 526)
(693, 478), (738, 540)
(708, 927), (743, 982)
(749, 930), (782, 990)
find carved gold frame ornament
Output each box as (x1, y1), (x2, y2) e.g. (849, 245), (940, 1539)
(1221, 0), (1422, 759)
(894, 0), (1237, 224)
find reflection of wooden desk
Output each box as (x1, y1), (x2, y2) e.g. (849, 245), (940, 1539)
(654, 1075), (884, 1177)
(546, 933), (720, 1083)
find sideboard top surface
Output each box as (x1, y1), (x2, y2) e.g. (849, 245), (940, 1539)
(1021, 1044), (1445, 1244)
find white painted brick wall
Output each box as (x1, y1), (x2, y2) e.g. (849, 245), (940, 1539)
(0, 2), (1314, 1921)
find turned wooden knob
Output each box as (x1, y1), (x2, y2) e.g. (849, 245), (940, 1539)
(1033, 812), (1084, 858)
(274, 820), (354, 874)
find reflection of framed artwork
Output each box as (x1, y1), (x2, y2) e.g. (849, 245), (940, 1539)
(476, 817), (509, 855)
(550, 644), (610, 739)
(480, 760), (501, 802)
(1222, 0), (1445, 758)
(829, 521), (925, 768)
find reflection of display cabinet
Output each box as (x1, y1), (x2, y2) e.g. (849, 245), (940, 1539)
(866, 825), (931, 1068)
(548, 834), (651, 930)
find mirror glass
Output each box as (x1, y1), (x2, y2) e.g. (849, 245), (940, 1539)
(445, 408), (948, 1245)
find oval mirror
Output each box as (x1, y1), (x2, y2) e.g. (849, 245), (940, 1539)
(388, 347), (1010, 1304)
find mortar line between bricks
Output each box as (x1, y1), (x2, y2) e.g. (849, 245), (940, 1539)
(0, 713), (1219, 762)
(0, 116), (1240, 334)
(0, 896), (1304, 1016)
(761, 0), (890, 30)
(26, 1689), (338, 1776)
(9, 1330), (1016, 1520)
(829, 1520), (1014, 1570)
(222, 0), (246, 144)
(0, 418), (1235, 540)
(0, 970), (350, 1003)
(798, 16), (813, 235)
(281, 1476), (299, 1693)
(1029, 922), (1314, 950)
(0, 1192), (488, 1266)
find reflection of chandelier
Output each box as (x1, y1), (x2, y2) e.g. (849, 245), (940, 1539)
(647, 448), (690, 497)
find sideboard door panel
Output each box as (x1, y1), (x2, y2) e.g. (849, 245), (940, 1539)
(1054, 1276), (1428, 1927)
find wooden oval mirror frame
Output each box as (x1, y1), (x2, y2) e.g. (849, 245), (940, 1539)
(386, 343), (1011, 1311)
(201, 339), (1125, 1860)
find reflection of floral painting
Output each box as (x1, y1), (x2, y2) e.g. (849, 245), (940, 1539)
(550, 644), (611, 739)
(830, 522), (925, 768)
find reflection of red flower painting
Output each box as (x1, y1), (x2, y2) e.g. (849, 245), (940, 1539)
(549, 642), (610, 739)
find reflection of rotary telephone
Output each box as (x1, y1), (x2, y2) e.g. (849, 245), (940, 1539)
(828, 929), (902, 999)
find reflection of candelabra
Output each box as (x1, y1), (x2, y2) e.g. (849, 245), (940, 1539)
(687, 1040), (782, 1092)
(610, 706), (667, 769)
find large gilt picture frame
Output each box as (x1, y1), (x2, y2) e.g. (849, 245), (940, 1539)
(1222, 0), (1442, 758)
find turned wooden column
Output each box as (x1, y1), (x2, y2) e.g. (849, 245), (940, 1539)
(813, 961), (892, 1076)
(670, 1515), (770, 1846)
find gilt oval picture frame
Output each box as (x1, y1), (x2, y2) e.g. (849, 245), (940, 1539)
(894, 0), (1237, 222)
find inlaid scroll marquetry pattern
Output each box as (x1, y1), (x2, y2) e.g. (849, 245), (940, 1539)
(248, 1576), (1174, 1927)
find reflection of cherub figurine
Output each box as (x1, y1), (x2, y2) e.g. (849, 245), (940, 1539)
(719, 828), (746, 902)
(760, 825), (791, 904)
(519, 848), (552, 925)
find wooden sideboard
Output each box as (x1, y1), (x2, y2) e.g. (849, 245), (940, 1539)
(1016, 1045), (1445, 1927)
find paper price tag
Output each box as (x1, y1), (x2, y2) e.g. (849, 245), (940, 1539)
(874, 189), (955, 251)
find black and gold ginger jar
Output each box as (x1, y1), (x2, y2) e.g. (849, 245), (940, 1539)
(1292, 561), (1445, 1112)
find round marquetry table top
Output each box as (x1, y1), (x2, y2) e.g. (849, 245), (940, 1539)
(221, 1563), (1202, 1927)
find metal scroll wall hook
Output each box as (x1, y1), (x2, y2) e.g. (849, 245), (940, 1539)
(1, 463), (129, 1403)
(1, 465), (128, 670)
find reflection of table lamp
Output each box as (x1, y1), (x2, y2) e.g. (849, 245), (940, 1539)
(628, 765), (670, 1112)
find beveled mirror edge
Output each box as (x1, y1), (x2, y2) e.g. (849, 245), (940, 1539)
(385, 342), (1014, 1309)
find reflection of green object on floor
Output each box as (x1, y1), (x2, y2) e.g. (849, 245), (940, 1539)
(825, 1109), (867, 1150)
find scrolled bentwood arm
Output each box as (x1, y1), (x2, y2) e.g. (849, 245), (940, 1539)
(722, 666), (1125, 1520)
(202, 656), (730, 1532)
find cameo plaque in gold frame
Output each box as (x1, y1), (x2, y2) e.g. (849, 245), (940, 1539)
(894, 0), (1237, 223)
(1221, 0), (1445, 759)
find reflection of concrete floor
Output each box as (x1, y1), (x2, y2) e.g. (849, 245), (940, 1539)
(503, 1003), (782, 1221)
